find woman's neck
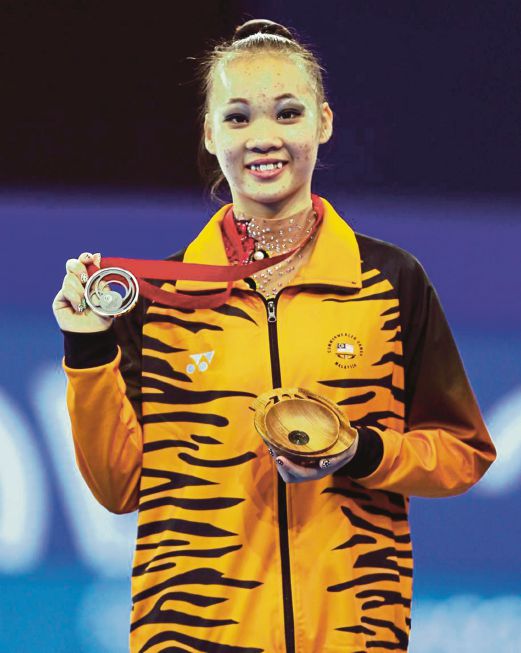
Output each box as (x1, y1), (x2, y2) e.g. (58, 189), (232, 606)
(235, 202), (312, 226)
(232, 191), (313, 222)
(234, 202), (317, 255)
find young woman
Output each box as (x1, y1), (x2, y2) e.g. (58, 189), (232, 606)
(53, 19), (495, 653)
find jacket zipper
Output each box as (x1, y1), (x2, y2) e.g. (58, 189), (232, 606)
(262, 294), (296, 653)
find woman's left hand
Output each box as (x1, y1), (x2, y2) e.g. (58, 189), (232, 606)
(272, 433), (359, 483)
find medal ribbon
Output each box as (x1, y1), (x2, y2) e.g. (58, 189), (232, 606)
(85, 194), (324, 309)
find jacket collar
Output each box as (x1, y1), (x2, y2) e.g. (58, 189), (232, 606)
(175, 196), (362, 293)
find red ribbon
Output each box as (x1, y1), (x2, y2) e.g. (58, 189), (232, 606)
(86, 195), (324, 309)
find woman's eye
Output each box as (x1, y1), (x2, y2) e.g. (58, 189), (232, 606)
(224, 114), (248, 125)
(278, 109), (301, 120)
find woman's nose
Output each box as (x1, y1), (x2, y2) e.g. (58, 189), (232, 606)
(245, 123), (283, 153)
(246, 140), (283, 154)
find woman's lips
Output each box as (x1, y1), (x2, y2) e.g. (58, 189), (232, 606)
(246, 162), (287, 179)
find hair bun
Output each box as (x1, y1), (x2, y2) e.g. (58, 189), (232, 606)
(233, 19), (294, 43)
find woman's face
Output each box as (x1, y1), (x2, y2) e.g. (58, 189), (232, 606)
(204, 53), (333, 217)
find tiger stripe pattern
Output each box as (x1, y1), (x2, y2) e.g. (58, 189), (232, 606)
(130, 237), (413, 652)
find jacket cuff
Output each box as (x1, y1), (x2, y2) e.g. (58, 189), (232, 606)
(62, 327), (118, 369)
(334, 427), (384, 479)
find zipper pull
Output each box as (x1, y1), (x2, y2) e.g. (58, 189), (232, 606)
(267, 299), (277, 323)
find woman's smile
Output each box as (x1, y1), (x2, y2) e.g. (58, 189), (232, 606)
(246, 158), (288, 179)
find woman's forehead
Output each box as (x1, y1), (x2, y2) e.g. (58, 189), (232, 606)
(211, 53), (314, 105)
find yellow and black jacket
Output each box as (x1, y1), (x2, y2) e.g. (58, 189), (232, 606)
(62, 196), (495, 653)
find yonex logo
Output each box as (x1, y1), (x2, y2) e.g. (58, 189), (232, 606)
(186, 351), (215, 374)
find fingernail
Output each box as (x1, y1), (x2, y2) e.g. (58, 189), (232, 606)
(80, 273), (88, 284)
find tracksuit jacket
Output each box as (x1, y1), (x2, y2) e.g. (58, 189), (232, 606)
(62, 196), (496, 653)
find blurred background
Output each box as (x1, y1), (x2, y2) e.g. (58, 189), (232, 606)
(1, 1), (520, 651)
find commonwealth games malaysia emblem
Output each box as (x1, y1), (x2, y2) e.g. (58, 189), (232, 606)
(327, 333), (364, 369)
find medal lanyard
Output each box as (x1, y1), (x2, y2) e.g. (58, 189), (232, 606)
(84, 195), (324, 312)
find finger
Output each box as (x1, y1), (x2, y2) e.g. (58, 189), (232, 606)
(276, 457), (314, 480)
(275, 459), (294, 484)
(275, 457), (313, 484)
(65, 252), (101, 285)
(61, 273), (88, 312)
(63, 271), (86, 295)
(65, 257), (89, 285)
(78, 252), (96, 283)
(78, 252), (94, 262)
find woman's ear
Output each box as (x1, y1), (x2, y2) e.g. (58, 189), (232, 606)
(204, 114), (215, 155)
(319, 102), (333, 144)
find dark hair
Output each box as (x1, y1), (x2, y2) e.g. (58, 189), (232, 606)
(196, 19), (327, 203)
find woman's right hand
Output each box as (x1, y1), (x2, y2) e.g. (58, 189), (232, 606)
(52, 252), (114, 333)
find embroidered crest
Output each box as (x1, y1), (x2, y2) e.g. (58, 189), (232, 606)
(327, 333), (364, 369)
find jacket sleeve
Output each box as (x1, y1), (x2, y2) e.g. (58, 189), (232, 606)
(340, 254), (496, 497)
(61, 296), (146, 514)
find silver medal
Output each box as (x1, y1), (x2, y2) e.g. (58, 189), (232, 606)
(84, 267), (139, 317)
